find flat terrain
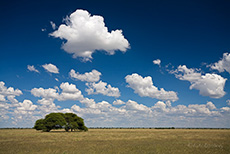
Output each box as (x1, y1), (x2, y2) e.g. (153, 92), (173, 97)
(0, 129), (229, 154)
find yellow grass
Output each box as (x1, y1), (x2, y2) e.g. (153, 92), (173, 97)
(0, 129), (229, 154)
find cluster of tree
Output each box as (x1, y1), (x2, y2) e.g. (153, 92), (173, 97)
(34, 113), (88, 132)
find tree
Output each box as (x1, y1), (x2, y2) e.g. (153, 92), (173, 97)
(64, 113), (79, 132)
(42, 113), (66, 132)
(34, 112), (88, 132)
(63, 113), (88, 132)
(33, 119), (45, 130)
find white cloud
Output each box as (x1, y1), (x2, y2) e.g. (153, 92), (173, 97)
(69, 69), (101, 82)
(0, 81), (22, 96)
(221, 107), (230, 112)
(2, 79), (230, 128)
(124, 100), (150, 112)
(152, 101), (168, 112)
(59, 82), (84, 101)
(0, 81), (23, 104)
(113, 99), (125, 105)
(227, 100), (230, 106)
(60, 82), (79, 93)
(172, 65), (227, 98)
(153, 59), (161, 66)
(16, 100), (37, 114)
(31, 82), (84, 101)
(37, 98), (61, 114)
(69, 99), (225, 128)
(210, 52), (230, 74)
(206, 101), (216, 110)
(86, 81), (120, 97)
(0, 95), (6, 102)
(27, 65), (39, 73)
(2, 81), (229, 128)
(50, 9), (130, 61)
(7, 96), (19, 104)
(50, 21), (56, 30)
(125, 73), (178, 102)
(31, 88), (59, 100)
(79, 97), (96, 108)
(152, 101), (219, 117)
(42, 63), (59, 74)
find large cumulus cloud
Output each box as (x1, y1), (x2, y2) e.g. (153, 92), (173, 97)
(125, 73), (178, 102)
(171, 65), (226, 98)
(50, 9), (130, 61)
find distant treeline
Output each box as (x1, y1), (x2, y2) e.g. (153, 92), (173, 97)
(0, 128), (32, 129)
(1, 127), (230, 130)
(88, 127), (230, 129)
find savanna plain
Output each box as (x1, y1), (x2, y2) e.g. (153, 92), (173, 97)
(0, 128), (229, 154)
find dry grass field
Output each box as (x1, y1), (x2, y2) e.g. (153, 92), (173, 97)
(0, 128), (229, 154)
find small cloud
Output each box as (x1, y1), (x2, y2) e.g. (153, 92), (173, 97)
(153, 59), (161, 66)
(208, 52), (230, 74)
(69, 69), (101, 82)
(227, 100), (230, 106)
(86, 81), (120, 97)
(41, 28), (46, 32)
(50, 21), (56, 30)
(113, 99), (125, 105)
(42, 63), (59, 74)
(27, 65), (39, 73)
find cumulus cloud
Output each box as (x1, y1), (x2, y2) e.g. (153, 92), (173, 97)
(206, 101), (216, 110)
(152, 101), (168, 112)
(153, 59), (161, 66)
(86, 81), (120, 97)
(27, 65), (39, 73)
(2, 78), (230, 128)
(0, 95), (6, 102)
(171, 65), (227, 98)
(0, 81), (23, 104)
(31, 88), (59, 100)
(59, 82), (84, 101)
(0, 81), (39, 124)
(69, 69), (101, 82)
(69, 99), (225, 128)
(113, 99), (125, 105)
(209, 52), (230, 74)
(31, 82), (84, 101)
(50, 9), (130, 61)
(16, 100), (37, 114)
(124, 100), (150, 112)
(2, 81), (229, 128)
(152, 101), (219, 117)
(125, 73), (178, 102)
(42, 63), (59, 74)
(221, 107), (230, 112)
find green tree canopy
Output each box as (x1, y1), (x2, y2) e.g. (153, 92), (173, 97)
(34, 112), (88, 132)
(64, 113), (88, 132)
(33, 119), (45, 130)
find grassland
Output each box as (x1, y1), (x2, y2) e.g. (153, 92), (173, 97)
(0, 129), (229, 154)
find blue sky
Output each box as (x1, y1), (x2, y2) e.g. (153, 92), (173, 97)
(0, 0), (230, 128)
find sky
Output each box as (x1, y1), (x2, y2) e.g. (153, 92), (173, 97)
(0, 0), (230, 128)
